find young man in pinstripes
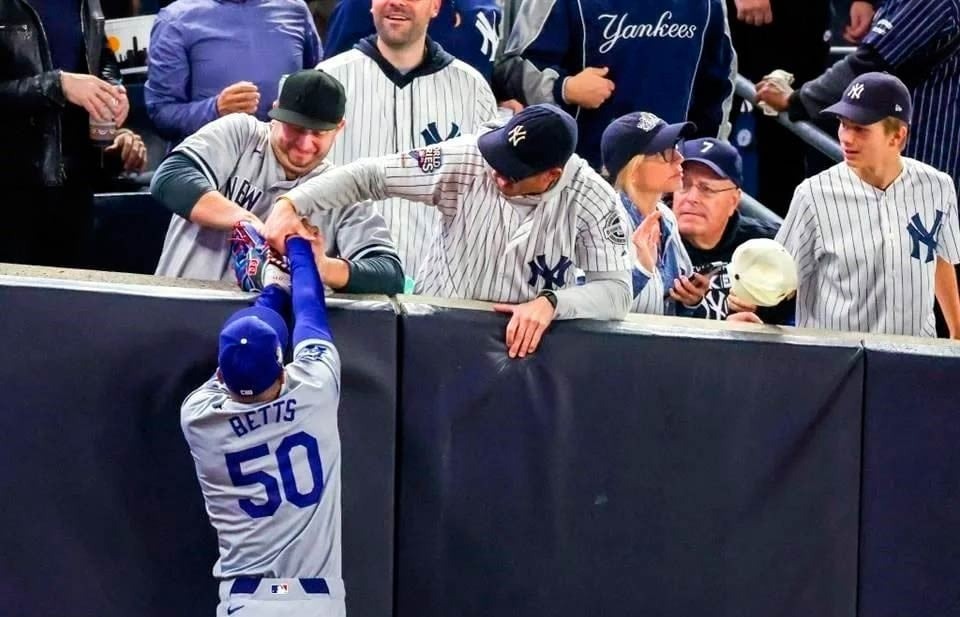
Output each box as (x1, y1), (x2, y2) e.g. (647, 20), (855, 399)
(317, 0), (498, 286)
(776, 73), (960, 337)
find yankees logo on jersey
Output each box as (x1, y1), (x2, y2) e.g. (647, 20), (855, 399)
(318, 37), (497, 278)
(776, 158), (960, 336)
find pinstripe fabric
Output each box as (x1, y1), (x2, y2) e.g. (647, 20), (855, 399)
(318, 49), (498, 278)
(283, 134), (632, 304)
(776, 158), (960, 336)
(864, 0), (960, 191)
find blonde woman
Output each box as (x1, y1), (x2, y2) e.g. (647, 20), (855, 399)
(601, 112), (710, 314)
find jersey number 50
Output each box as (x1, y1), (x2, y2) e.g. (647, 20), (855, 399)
(225, 431), (324, 518)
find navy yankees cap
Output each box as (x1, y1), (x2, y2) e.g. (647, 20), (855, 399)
(600, 112), (696, 181)
(681, 138), (743, 188)
(822, 72), (913, 126)
(269, 69), (345, 131)
(477, 104), (578, 181)
(218, 306), (290, 397)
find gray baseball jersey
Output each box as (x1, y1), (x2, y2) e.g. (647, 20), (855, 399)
(155, 114), (398, 282)
(776, 157), (960, 336)
(181, 339), (344, 616)
(282, 135), (631, 308)
(318, 43), (498, 279)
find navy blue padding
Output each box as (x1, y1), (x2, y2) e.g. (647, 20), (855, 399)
(396, 306), (863, 617)
(859, 343), (960, 617)
(299, 578), (330, 594)
(230, 578), (261, 595)
(0, 286), (396, 617)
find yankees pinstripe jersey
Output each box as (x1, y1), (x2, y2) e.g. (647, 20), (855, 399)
(154, 114), (398, 282)
(282, 135), (631, 308)
(317, 36), (498, 278)
(863, 0), (960, 191)
(181, 340), (342, 593)
(776, 158), (960, 336)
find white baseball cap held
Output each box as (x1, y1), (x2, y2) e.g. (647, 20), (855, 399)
(728, 238), (798, 307)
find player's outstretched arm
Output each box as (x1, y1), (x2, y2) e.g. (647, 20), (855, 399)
(554, 270), (632, 320)
(287, 236), (333, 346)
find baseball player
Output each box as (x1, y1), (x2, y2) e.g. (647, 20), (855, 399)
(152, 69), (404, 295)
(181, 228), (345, 616)
(317, 0), (498, 283)
(599, 112), (708, 315)
(776, 72), (960, 337)
(264, 104), (633, 358)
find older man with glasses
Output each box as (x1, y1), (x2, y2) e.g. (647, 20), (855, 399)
(673, 137), (795, 324)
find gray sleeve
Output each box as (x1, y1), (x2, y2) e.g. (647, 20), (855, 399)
(326, 200), (399, 261)
(284, 158), (391, 215)
(553, 270), (632, 321)
(492, 0), (572, 105)
(172, 114), (257, 187)
(149, 152), (215, 219)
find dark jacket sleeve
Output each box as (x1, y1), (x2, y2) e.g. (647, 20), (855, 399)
(342, 252), (405, 295)
(0, 70), (67, 111)
(493, 0), (577, 110)
(323, 0), (374, 59)
(787, 46), (892, 121)
(687, 0), (736, 138)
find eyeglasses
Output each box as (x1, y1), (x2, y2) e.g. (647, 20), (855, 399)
(677, 178), (738, 197)
(656, 146), (682, 163)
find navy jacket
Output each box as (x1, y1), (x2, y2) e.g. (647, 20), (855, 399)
(495, 0), (736, 169)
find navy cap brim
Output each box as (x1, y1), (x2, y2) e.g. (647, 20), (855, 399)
(681, 157), (740, 187)
(223, 305), (290, 355)
(476, 127), (541, 181)
(821, 101), (886, 125)
(646, 121), (698, 154)
(269, 108), (341, 131)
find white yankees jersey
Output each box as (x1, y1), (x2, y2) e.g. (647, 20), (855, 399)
(282, 134), (632, 309)
(318, 38), (498, 279)
(777, 158), (960, 336)
(181, 340), (344, 613)
(155, 114), (398, 282)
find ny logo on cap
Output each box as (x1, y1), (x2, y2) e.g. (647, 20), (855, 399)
(636, 112), (661, 131)
(507, 125), (527, 147)
(895, 104), (903, 112)
(847, 83), (865, 100)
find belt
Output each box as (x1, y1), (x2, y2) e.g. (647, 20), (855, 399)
(230, 577), (330, 595)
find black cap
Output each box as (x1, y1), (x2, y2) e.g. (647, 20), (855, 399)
(822, 72), (913, 126)
(680, 138), (743, 187)
(268, 69), (345, 131)
(600, 112), (696, 180)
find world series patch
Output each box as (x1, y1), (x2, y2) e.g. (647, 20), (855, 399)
(408, 146), (443, 173)
(602, 211), (627, 245)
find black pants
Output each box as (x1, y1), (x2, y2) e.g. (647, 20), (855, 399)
(1, 178), (94, 269)
(727, 0), (833, 217)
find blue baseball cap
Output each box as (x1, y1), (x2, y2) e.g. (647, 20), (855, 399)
(477, 104), (578, 181)
(218, 306), (290, 397)
(600, 112), (696, 181)
(822, 72), (912, 126)
(680, 138), (743, 187)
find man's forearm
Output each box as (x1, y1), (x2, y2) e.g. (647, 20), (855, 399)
(553, 271), (631, 320)
(283, 159), (390, 216)
(188, 191), (261, 230)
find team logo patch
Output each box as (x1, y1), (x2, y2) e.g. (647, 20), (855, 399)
(421, 121), (460, 145)
(528, 255), (573, 290)
(507, 125), (527, 147)
(636, 112), (662, 131)
(872, 18), (893, 36)
(270, 584), (289, 595)
(409, 146), (443, 173)
(847, 83), (865, 100)
(906, 210), (944, 263)
(298, 344), (328, 362)
(602, 211), (628, 245)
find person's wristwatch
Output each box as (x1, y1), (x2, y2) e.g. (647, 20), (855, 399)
(537, 289), (558, 309)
